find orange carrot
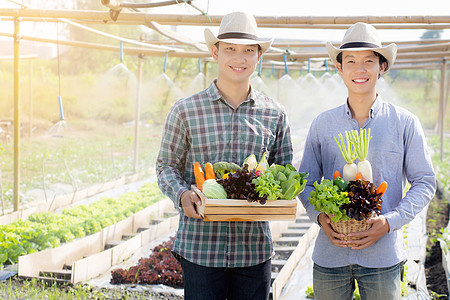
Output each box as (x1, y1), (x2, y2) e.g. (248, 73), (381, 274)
(333, 170), (342, 180)
(376, 181), (388, 197)
(194, 162), (206, 191)
(205, 162), (216, 180)
(355, 172), (363, 180)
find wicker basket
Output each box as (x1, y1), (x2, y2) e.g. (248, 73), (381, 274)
(328, 214), (373, 246)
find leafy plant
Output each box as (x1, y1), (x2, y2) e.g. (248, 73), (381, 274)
(111, 237), (183, 288)
(308, 179), (350, 222)
(0, 182), (164, 265)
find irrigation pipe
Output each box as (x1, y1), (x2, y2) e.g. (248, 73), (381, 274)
(4, 1), (184, 52)
(57, 18), (183, 52)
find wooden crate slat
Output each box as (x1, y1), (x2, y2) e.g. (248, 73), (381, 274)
(205, 206), (297, 215)
(204, 199), (297, 207)
(204, 214), (296, 222)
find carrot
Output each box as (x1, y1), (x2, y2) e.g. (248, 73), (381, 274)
(205, 162), (216, 180)
(194, 162), (206, 191)
(333, 170), (342, 180)
(355, 172), (363, 180)
(376, 181), (388, 197)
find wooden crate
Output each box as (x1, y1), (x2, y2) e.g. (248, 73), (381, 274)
(192, 186), (297, 221)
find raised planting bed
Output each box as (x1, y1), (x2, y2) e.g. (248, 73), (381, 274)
(103, 205), (315, 300)
(110, 237), (183, 288)
(0, 173), (144, 225)
(0, 182), (165, 267)
(17, 197), (178, 284)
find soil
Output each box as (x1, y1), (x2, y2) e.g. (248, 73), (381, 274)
(425, 189), (449, 298)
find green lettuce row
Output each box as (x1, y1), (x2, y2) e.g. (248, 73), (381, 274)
(0, 182), (164, 267)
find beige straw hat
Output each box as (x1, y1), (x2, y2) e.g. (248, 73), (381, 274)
(204, 11), (273, 53)
(326, 22), (397, 70)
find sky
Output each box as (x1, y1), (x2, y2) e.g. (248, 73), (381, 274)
(0, 0), (449, 47)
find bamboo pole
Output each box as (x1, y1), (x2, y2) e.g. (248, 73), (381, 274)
(3, 16), (450, 30)
(0, 32), (209, 57)
(272, 39), (450, 48)
(1, 31), (449, 64)
(0, 9), (449, 27)
(28, 59), (32, 139)
(13, 18), (20, 212)
(438, 59), (447, 161)
(101, 0), (190, 9)
(398, 42), (450, 53)
(133, 54), (144, 174)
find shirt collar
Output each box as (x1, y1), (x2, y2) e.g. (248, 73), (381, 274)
(207, 79), (257, 105)
(344, 94), (383, 120)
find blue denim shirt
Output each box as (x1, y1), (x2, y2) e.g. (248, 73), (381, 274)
(298, 95), (436, 268)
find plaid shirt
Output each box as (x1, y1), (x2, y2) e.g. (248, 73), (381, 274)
(156, 80), (293, 267)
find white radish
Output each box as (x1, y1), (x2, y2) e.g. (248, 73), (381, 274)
(349, 128), (373, 182)
(334, 132), (358, 181)
(357, 159), (373, 182)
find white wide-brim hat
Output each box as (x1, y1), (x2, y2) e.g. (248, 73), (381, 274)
(204, 11), (273, 54)
(326, 22), (397, 71)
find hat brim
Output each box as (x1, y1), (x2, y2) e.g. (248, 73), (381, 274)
(326, 41), (397, 71)
(204, 28), (273, 54)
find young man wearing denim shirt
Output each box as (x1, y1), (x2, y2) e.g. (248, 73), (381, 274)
(299, 22), (436, 299)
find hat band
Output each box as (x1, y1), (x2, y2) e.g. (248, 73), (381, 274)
(340, 42), (380, 49)
(217, 32), (259, 41)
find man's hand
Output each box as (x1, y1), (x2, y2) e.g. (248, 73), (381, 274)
(345, 215), (390, 250)
(318, 213), (347, 248)
(180, 190), (202, 219)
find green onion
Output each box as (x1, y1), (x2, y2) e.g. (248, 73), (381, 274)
(350, 128), (372, 161)
(334, 132), (357, 164)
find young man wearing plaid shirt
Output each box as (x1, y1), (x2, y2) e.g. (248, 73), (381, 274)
(156, 12), (293, 300)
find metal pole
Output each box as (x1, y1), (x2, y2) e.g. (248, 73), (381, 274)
(13, 18), (20, 211)
(439, 59), (447, 161)
(133, 54), (143, 173)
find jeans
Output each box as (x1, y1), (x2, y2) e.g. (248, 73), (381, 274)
(313, 261), (405, 300)
(179, 256), (271, 300)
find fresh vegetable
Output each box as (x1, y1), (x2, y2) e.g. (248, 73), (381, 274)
(111, 237), (183, 288)
(204, 162), (216, 180)
(355, 172), (363, 180)
(349, 128), (373, 182)
(308, 179), (350, 222)
(202, 179), (227, 199)
(334, 131), (358, 181)
(252, 171), (282, 201)
(376, 181), (388, 198)
(217, 165), (267, 203)
(254, 164), (308, 200)
(333, 170), (342, 181)
(333, 176), (349, 192)
(0, 183), (164, 265)
(341, 180), (382, 221)
(243, 154), (258, 171)
(194, 162), (206, 191)
(256, 151), (270, 173)
(309, 179), (382, 222)
(213, 161), (242, 179)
